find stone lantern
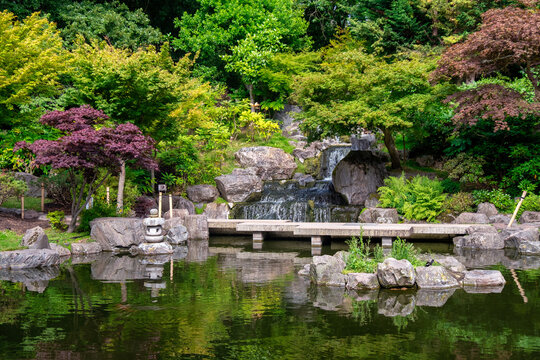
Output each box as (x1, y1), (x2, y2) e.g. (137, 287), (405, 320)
(143, 209), (164, 243)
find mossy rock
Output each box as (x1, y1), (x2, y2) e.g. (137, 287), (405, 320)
(304, 155), (321, 178)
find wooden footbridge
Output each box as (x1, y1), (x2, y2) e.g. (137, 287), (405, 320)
(208, 219), (491, 251)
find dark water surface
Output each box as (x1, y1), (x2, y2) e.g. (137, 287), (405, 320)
(1, 238), (539, 359)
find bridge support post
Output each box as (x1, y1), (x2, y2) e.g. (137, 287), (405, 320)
(382, 237), (393, 248)
(311, 236), (329, 256)
(253, 232), (265, 250)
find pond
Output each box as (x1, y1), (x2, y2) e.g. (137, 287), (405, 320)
(1, 237), (539, 359)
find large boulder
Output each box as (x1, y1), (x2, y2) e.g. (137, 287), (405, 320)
(0, 249), (61, 269)
(90, 218), (145, 251)
(431, 255), (466, 279)
(453, 212), (490, 224)
(332, 150), (387, 205)
(462, 270), (506, 287)
(235, 146), (297, 180)
(184, 214), (209, 240)
(477, 202), (498, 217)
(351, 134), (376, 151)
(21, 226), (50, 250)
(71, 242), (102, 255)
(453, 232), (504, 249)
(346, 273), (379, 290)
(165, 225), (188, 245)
(163, 208), (189, 220)
(516, 240), (540, 255)
(203, 202), (230, 219)
(186, 185), (219, 203)
(501, 228), (539, 248)
(163, 216), (187, 233)
(489, 214), (512, 225)
(215, 168), (263, 203)
(14, 172), (45, 197)
(376, 258), (416, 288)
(309, 255), (347, 287)
(415, 266), (460, 289)
(358, 208), (399, 223)
(520, 211), (540, 224)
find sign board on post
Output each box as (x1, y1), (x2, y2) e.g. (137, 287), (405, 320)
(158, 184), (167, 193)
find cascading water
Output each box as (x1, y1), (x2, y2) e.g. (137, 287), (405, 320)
(232, 145), (362, 222)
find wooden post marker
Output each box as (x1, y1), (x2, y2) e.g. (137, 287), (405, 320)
(41, 182), (45, 212)
(106, 187), (110, 205)
(158, 192), (162, 218)
(21, 195), (25, 219)
(168, 194), (173, 219)
(508, 191), (527, 228)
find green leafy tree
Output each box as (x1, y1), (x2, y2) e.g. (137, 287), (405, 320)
(0, 11), (65, 129)
(293, 36), (444, 168)
(172, 0), (309, 82)
(57, 1), (162, 50)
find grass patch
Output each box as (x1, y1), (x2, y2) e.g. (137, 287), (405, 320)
(1, 196), (51, 211)
(0, 230), (23, 251)
(0, 229), (92, 252)
(344, 235), (385, 273)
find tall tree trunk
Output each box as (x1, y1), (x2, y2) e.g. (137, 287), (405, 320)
(246, 83), (255, 112)
(117, 161), (126, 213)
(381, 127), (402, 169)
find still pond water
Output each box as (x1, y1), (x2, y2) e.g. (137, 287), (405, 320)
(1, 237), (539, 359)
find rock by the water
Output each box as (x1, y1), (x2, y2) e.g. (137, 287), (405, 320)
(415, 266), (460, 289)
(186, 185), (219, 203)
(71, 242), (102, 255)
(203, 202), (229, 219)
(165, 225), (188, 245)
(477, 202), (498, 217)
(0, 249), (61, 269)
(520, 211), (540, 224)
(293, 147), (318, 163)
(49, 243), (71, 257)
(501, 228), (539, 248)
(163, 217), (186, 233)
(453, 212), (490, 224)
(310, 255), (347, 287)
(215, 169), (263, 202)
(377, 291), (415, 317)
(184, 214), (209, 240)
(163, 208), (189, 220)
(332, 150), (387, 205)
(137, 242), (173, 255)
(298, 264), (311, 277)
(489, 214), (512, 224)
(346, 273), (379, 290)
(516, 240), (540, 255)
(453, 232), (504, 249)
(432, 255), (466, 278)
(21, 226), (50, 250)
(235, 146), (297, 180)
(358, 208), (399, 223)
(293, 173), (315, 186)
(376, 258), (416, 288)
(462, 270), (506, 287)
(90, 218), (145, 251)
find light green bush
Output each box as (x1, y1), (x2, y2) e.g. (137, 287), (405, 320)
(344, 235), (384, 273)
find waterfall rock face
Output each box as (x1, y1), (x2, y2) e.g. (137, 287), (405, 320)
(332, 150), (388, 206)
(215, 168), (263, 203)
(235, 146), (297, 180)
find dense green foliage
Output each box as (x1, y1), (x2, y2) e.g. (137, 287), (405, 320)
(345, 235), (384, 273)
(0, 172), (27, 205)
(78, 202), (118, 233)
(46, 210), (66, 231)
(378, 175), (447, 221)
(390, 238), (424, 267)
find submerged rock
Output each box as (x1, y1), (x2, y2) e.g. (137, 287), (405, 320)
(376, 258), (416, 288)
(415, 266), (460, 289)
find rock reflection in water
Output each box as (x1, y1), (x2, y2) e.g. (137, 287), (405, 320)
(187, 239), (209, 262)
(0, 266), (60, 293)
(454, 247), (540, 270)
(377, 290), (416, 317)
(216, 250), (296, 283)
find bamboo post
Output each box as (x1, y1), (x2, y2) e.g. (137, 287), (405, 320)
(508, 191), (527, 228)
(21, 195), (24, 219)
(158, 192), (162, 218)
(168, 194), (173, 219)
(170, 256), (174, 282)
(41, 182), (45, 212)
(106, 187), (110, 205)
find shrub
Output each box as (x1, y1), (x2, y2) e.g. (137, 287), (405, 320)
(43, 171), (74, 208)
(472, 189), (514, 213)
(518, 193), (540, 219)
(78, 202), (119, 233)
(441, 192), (475, 215)
(378, 175), (446, 222)
(0, 172), (27, 205)
(94, 177), (141, 214)
(441, 178), (460, 194)
(442, 153), (487, 184)
(345, 235), (384, 273)
(47, 211), (67, 231)
(390, 238), (423, 267)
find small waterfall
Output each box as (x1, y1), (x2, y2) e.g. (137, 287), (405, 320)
(232, 180), (362, 222)
(320, 145), (351, 179)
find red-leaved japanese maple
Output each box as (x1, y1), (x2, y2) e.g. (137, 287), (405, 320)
(433, 5), (540, 129)
(16, 106), (157, 232)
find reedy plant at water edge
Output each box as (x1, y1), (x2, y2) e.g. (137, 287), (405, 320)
(345, 234), (384, 274)
(390, 238), (424, 267)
